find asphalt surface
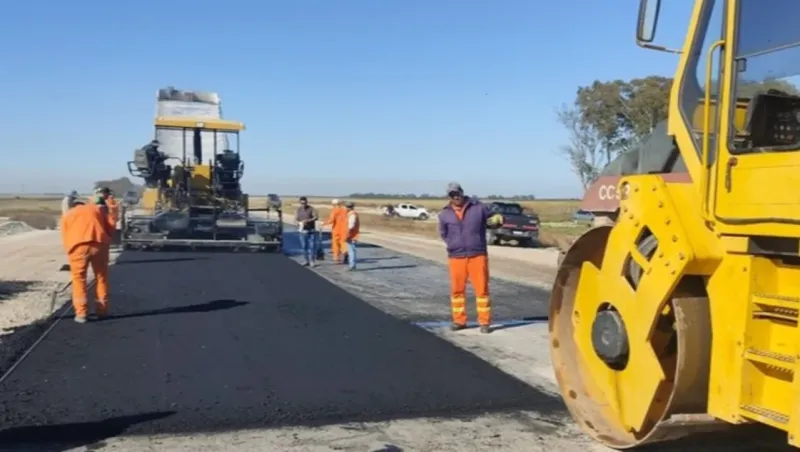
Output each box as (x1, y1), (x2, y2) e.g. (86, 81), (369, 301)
(0, 233), (562, 450)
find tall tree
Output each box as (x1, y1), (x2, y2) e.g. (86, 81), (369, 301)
(557, 76), (672, 188)
(555, 105), (604, 190)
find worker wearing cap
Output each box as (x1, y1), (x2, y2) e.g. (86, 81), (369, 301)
(344, 201), (359, 270)
(61, 190), (79, 215)
(438, 182), (504, 334)
(324, 199), (348, 263)
(94, 187), (119, 227)
(60, 199), (115, 323)
(295, 196), (320, 267)
(94, 187), (120, 249)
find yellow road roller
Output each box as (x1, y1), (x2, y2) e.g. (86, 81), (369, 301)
(550, 0), (800, 448)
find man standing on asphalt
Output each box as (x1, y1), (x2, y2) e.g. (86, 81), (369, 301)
(437, 182), (504, 334)
(60, 200), (114, 323)
(344, 201), (359, 271)
(295, 196), (319, 267)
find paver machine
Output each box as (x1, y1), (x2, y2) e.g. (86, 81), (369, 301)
(550, 0), (800, 448)
(122, 116), (282, 251)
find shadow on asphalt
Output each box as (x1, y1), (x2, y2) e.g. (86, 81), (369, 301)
(115, 257), (208, 266)
(0, 281), (38, 301)
(103, 299), (248, 321)
(0, 411), (176, 451)
(0, 249), (568, 441)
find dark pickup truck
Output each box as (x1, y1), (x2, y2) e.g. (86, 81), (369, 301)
(485, 201), (540, 247)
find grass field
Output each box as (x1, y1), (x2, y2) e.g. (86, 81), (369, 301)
(0, 197), (63, 229)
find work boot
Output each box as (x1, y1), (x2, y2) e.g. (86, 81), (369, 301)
(74, 315), (87, 324)
(310, 261), (317, 268)
(450, 323), (466, 331)
(479, 325), (492, 334)
(302, 261), (310, 267)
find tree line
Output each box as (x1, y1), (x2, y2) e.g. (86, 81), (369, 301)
(557, 76), (800, 189)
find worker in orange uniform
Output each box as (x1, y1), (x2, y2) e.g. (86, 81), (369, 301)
(437, 182), (504, 334)
(60, 198), (115, 323)
(323, 199), (348, 263)
(344, 201), (359, 271)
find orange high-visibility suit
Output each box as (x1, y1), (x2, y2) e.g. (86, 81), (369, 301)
(324, 206), (348, 261)
(106, 195), (119, 246)
(60, 204), (114, 319)
(438, 201), (495, 328)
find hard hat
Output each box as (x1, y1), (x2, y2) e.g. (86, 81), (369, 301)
(332, 199), (340, 205)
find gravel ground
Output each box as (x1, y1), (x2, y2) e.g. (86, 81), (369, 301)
(283, 231), (551, 323)
(0, 222), (34, 237)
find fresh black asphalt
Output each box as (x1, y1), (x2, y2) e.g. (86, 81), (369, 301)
(0, 238), (563, 449)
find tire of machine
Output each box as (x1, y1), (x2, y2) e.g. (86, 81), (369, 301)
(549, 226), (728, 449)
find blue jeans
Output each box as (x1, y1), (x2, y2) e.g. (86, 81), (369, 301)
(346, 239), (357, 269)
(299, 230), (318, 263)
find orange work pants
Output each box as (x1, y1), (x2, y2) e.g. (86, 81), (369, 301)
(448, 254), (491, 327)
(68, 242), (110, 317)
(331, 233), (344, 260)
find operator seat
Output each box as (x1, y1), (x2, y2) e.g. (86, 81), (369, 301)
(132, 140), (170, 188)
(214, 150), (242, 198)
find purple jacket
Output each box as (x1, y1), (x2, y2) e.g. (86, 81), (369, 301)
(438, 198), (492, 258)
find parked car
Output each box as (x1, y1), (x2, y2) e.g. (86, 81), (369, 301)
(485, 201), (540, 247)
(266, 193), (282, 210)
(572, 209), (594, 226)
(122, 190), (140, 206)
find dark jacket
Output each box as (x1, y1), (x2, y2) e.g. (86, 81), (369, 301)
(438, 198), (492, 258)
(295, 206), (318, 231)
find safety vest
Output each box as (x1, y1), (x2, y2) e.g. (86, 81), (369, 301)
(347, 210), (360, 240)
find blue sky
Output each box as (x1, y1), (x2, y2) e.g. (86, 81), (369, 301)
(0, 0), (692, 198)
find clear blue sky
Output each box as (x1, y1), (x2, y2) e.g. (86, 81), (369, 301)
(0, 0), (692, 198)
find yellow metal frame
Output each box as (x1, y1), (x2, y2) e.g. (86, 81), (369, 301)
(553, 0), (800, 448)
(154, 116), (246, 132)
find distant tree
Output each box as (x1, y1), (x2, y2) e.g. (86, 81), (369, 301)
(557, 75), (800, 188)
(93, 177), (142, 196)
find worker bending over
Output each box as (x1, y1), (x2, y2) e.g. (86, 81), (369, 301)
(324, 199), (348, 263)
(437, 182), (503, 334)
(295, 196), (319, 267)
(60, 199), (115, 323)
(344, 201), (359, 271)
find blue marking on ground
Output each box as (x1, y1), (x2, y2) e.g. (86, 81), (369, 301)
(413, 316), (548, 330)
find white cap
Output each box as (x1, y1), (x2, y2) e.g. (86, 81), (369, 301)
(332, 199), (340, 205)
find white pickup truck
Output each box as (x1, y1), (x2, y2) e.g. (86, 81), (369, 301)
(392, 203), (430, 220)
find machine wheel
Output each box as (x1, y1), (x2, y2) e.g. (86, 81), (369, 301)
(549, 226), (726, 448)
(418, 212), (429, 220)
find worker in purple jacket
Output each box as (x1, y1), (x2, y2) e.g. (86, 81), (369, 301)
(438, 182), (504, 334)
